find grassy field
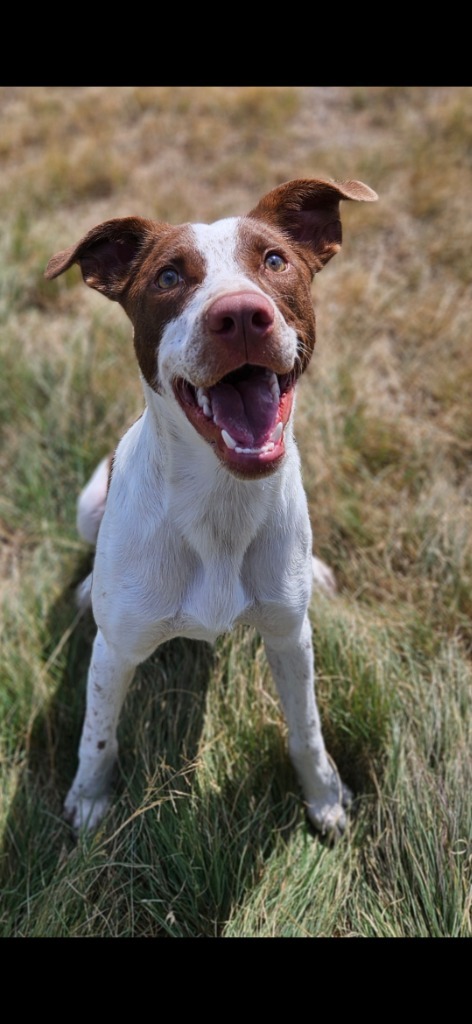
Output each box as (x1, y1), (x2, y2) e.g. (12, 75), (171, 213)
(0, 85), (471, 937)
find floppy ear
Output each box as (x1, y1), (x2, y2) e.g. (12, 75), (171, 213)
(44, 216), (153, 300)
(248, 178), (377, 272)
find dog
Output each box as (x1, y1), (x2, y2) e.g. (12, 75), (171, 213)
(46, 177), (377, 837)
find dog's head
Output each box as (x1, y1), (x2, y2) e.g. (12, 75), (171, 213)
(46, 178), (377, 478)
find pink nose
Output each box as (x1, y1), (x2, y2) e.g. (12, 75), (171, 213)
(206, 292), (274, 350)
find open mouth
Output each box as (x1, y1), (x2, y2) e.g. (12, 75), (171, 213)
(173, 365), (296, 476)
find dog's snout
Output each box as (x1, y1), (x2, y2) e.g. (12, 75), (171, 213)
(206, 292), (274, 345)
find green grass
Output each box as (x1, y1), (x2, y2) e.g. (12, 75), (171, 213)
(1, 86), (471, 937)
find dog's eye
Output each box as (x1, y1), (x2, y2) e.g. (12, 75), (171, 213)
(264, 252), (287, 273)
(156, 267), (180, 289)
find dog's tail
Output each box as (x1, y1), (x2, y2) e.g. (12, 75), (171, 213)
(76, 455), (112, 545)
(312, 556), (337, 597)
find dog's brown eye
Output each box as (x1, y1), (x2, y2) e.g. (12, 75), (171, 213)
(156, 267), (180, 289)
(264, 252), (287, 273)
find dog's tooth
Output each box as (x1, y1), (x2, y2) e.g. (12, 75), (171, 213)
(271, 422), (283, 443)
(197, 387), (212, 418)
(221, 429), (238, 450)
(269, 373), (280, 400)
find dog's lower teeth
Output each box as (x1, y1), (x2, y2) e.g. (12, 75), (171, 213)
(271, 422), (283, 443)
(235, 442), (275, 455)
(222, 429), (277, 456)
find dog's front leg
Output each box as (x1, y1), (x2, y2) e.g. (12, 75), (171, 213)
(64, 629), (135, 832)
(262, 614), (350, 838)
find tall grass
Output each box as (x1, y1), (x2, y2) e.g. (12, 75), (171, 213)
(0, 86), (471, 936)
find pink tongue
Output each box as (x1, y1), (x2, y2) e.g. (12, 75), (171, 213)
(209, 375), (279, 446)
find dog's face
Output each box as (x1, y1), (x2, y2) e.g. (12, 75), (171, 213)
(46, 178), (376, 478)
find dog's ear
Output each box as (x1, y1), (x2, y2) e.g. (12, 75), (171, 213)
(248, 179), (377, 272)
(45, 217), (153, 299)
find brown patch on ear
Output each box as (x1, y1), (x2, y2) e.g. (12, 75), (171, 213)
(44, 217), (155, 300)
(248, 178), (377, 273)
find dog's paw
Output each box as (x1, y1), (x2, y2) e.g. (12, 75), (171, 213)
(312, 556), (337, 597)
(64, 788), (110, 833)
(306, 782), (352, 841)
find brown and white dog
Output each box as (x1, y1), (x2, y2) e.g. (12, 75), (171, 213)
(46, 178), (377, 836)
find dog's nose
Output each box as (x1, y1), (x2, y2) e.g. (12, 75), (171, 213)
(206, 292), (274, 347)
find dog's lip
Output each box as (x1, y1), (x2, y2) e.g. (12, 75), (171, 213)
(173, 365), (296, 475)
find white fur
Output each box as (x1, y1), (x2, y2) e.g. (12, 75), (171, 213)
(65, 213), (348, 838)
(76, 455), (110, 545)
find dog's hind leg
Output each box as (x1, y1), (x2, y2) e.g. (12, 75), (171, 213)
(75, 456), (112, 611)
(76, 455), (111, 545)
(262, 613), (350, 838)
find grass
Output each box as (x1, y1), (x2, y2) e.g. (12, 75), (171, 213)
(0, 86), (471, 937)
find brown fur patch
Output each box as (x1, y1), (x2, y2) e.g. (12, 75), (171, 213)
(236, 218), (317, 375)
(121, 224), (206, 390)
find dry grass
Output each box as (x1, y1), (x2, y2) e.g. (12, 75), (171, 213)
(0, 86), (471, 936)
